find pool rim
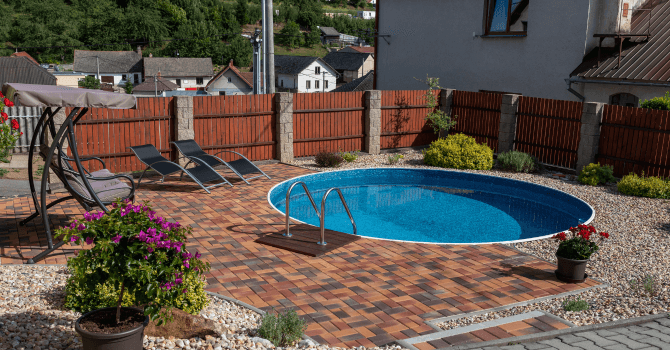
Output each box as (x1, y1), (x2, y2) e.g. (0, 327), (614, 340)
(267, 167), (595, 245)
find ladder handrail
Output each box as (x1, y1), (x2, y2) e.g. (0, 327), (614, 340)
(284, 181), (320, 237)
(319, 187), (358, 246)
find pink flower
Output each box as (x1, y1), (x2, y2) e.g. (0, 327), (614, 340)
(77, 223), (86, 231)
(112, 234), (122, 243)
(85, 237), (94, 245)
(70, 236), (79, 243)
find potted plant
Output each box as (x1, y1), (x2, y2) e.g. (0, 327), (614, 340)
(552, 224), (609, 283)
(56, 199), (210, 350)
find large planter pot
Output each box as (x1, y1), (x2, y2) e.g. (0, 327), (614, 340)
(75, 307), (149, 350)
(555, 254), (588, 283)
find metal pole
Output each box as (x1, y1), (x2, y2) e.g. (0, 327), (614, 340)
(261, 0), (267, 94)
(96, 56), (100, 81)
(266, 0), (275, 94)
(154, 75), (157, 97)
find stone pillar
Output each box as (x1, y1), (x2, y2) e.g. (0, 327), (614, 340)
(174, 96), (194, 166)
(438, 88), (455, 138)
(497, 94), (521, 154)
(276, 93), (294, 163)
(576, 102), (604, 173)
(365, 90), (381, 154)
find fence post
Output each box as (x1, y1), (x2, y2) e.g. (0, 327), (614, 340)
(576, 102), (604, 174)
(174, 96), (194, 166)
(276, 92), (294, 162)
(497, 94), (521, 154)
(439, 89), (455, 138)
(365, 90), (381, 154)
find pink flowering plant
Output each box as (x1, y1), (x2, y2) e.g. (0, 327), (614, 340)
(55, 199), (210, 325)
(553, 224), (610, 260)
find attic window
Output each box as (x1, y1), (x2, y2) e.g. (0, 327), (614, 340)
(315, 67), (321, 75)
(485, 0), (528, 35)
(228, 77), (232, 83)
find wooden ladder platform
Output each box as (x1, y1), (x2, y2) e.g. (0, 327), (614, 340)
(255, 224), (360, 257)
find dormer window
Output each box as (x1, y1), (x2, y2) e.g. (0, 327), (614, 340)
(485, 0), (528, 35)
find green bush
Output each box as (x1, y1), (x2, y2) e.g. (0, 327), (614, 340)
(388, 154), (404, 165)
(423, 134), (493, 170)
(496, 151), (539, 173)
(339, 150), (360, 163)
(257, 309), (306, 347)
(578, 163), (616, 186)
(314, 151), (344, 167)
(562, 298), (589, 312)
(640, 92), (670, 110)
(64, 266), (209, 315)
(617, 173), (670, 199)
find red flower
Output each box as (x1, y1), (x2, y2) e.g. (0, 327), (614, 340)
(600, 232), (609, 238)
(0, 112), (7, 121)
(3, 98), (14, 107)
(0, 92), (4, 98)
(11, 119), (19, 130)
(553, 232), (567, 241)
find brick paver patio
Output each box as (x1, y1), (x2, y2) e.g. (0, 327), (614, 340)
(0, 163), (600, 348)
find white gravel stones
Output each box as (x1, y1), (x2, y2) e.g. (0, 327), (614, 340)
(291, 150), (669, 329)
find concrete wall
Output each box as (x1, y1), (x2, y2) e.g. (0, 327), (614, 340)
(206, 70), (253, 95)
(377, 0), (595, 101)
(577, 82), (670, 106)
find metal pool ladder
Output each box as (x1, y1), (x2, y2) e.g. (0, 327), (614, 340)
(284, 182), (358, 246)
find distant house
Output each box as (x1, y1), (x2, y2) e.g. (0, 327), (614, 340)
(319, 27), (341, 44)
(0, 57), (56, 86)
(357, 11), (375, 19)
(322, 51), (374, 84)
(73, 49), (143, 87)
(206, 60), (255, 95)
(133, 77), (179, 97)
(340, 45), (375, 57)
(10, 52), (39, 65)
(52, 71), (88, 88)
(274, 55), (337, 93)
(143, 57), (214, 90)
(324, 13), (352, 19)
(333, 71), (374, 92)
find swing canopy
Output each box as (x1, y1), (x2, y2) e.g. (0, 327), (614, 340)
(3, 83), (136, 109)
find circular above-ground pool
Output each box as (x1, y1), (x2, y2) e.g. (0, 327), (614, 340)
(267, 168), (594, 244)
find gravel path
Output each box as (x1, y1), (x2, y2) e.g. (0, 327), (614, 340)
(291, 150), (670, 329)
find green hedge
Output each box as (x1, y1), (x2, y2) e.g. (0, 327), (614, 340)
(578, 163), (616, 186)
(423, 134), (493, 170)
(617, 173), (670, 199)
(640, 92), (670, 110)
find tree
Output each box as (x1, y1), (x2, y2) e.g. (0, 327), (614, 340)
(235, 0), (249, 25)
(303, 25), (321, 48)
(222, 35), (253, 67)
(278, 21), (302, 48)
(79, 76), (101, 90)
(124, 79), (134, 94)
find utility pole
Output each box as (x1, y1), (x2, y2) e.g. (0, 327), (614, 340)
(154, 76), (158, 97)
(261, 0), (267, 94)
(96, 56), (100, 81)
(251, 29), (263, 95)
(265, 0), (275, 94)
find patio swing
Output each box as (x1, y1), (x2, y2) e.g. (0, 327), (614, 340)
(2, 83), (138, 264)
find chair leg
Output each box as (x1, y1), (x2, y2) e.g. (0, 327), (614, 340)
(19, 195), (75, 226)
(26, 241), (66, 264)
(137, 167), (151, 189)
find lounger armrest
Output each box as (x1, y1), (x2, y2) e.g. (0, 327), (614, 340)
(212, 150), (251, 161)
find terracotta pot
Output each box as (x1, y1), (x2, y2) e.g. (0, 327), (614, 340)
(555, 254), (588, 283)
(75, 307), (149, 350)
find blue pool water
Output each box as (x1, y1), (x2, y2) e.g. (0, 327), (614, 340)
(268, 169), (594, 244)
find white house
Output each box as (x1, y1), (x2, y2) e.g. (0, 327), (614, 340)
(376, 0), (667, 105)
(206, 60), (256, 95)
(73, 49), (143, 87)
(357, 11), (375, 19)
(143, 57), (214, 90)
(274, 55), (338, 93)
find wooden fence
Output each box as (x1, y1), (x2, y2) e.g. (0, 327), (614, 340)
(293, 92), (365, 157)
(380, 90), (438, 149)
(597, 105), (670, 178)
(514, 97), (583, 169)
(450, 91), (501, 152)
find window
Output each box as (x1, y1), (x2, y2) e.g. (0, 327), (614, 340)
(134, 74), (140, 84)
(325, 80), (328, 89)
(306, 80), (311, 89)
(176, 79), (181, 87)
(122, 74), (127, 81)
(610, 93), (639, 108)
(315, 67), (321, 75)
(281, 79), (284, 87)
(228, 77), (232, 83)
(485, 0), (528, 35)
(315, 80), (320, 89)
(196, 77), (204, 85)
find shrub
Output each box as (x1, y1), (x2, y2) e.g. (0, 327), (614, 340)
(421, 76), (456, 135)
(423, 134), (493, 170)
(64, 268), (209, 315)
(496, 151), (539, 173)
(640, 92), (670, 110)
(78, 76), (101, 90)
(257, 309), (306, 347)
(314, 151), (344, 168)
(339, 150), (360, 163)
(578, 163), (616, 186)
(388, 154), (404, 165)
(617, 173), (670, 199)
(563, 298), (589, 312)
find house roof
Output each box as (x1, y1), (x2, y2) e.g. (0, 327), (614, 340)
(322, 52), (372, 71)
(133, 77), (179, 92)
(571, 0), (670, 82)
(144, 57), (213, 78)
(333, 71), (374, 92)
(344, 46), (375, 54)
(73, 50), (143, 74)
(10, 52), (38, 65)
(274, 55), (337, 76)
(320, 27), (340, 36)
(0, 57), (57, 86)
(207, 60), (253, 89)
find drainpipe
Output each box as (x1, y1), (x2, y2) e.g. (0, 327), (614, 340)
(565, 79), (585, 102)
(566, 77), (670, 102)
